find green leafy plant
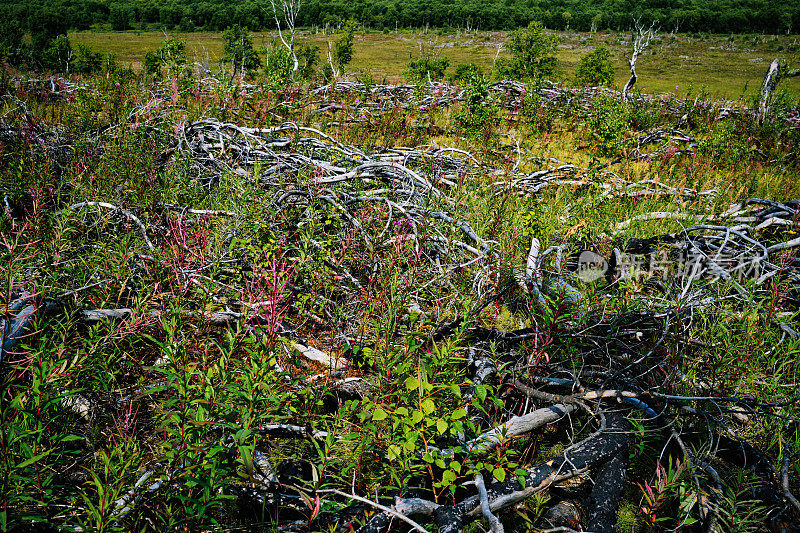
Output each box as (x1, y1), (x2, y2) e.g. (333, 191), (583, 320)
(221, 24), (261, 81)
(574, 45), (615, 86)
(587, 93), (629, 157)
(496, 21), (558, 80)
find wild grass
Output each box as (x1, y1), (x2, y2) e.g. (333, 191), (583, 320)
(71, 28), (800, 97)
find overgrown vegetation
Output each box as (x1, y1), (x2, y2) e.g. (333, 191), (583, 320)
(1, 26), (800, 533)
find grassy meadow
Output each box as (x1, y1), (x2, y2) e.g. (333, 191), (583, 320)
(72, 28), (800, 97)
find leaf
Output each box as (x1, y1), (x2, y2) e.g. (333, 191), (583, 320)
(451, 407), (467, 420)
(388, 445), (402, 460)
(450, 383), (462, 397)
(372, 407), (388, 421)
(436, 418), (448, 435)
(475, 384), (487, 402)
(421, 398), (435, 415)
(493, 467), (506, 482)
(17, 449), (53, 469)
(411, 410), (423, 424)
(405, 377), (419, 391)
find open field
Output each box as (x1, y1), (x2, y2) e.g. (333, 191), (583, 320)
(72, 28), (800, 98)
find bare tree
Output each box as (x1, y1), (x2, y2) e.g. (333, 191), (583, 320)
(269, 0), (301, 72)
(757, 57), (800, 124)
(622, 20), (657, 101)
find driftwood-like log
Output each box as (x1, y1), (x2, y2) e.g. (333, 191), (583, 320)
(757, 58), (800, 124)
(586, 443), (630, 533)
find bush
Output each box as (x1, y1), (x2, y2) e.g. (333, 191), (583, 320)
(455, 71), (497, 141)
(496, 21), (558, 81)
(332, 19), (358, 75)
(263, 41), (294, 89)
(588, 93), (629, 157)
(74, 44), (103, 75)
(407, 56), (450, 84)
(453, 63), (482, 84)
(574, 45), (615, 87)
(222, 25), (261, 80)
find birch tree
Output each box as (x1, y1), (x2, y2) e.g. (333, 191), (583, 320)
(622, 20), (657, 101)
(269, 0), (301, 73)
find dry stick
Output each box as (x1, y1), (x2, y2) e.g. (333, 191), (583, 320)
(433, 403), (579, 458)
(319, 489), (429, 533)
(474, 473), (505, 533)
(68, 201), (155, 251)
(781, 451), (800, 513)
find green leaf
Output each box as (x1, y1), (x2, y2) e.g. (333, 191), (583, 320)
(388, 445), (402, 460)
(421, 398), (435, 415)
(411, 410), (423, 424)
(17, 449), (53, 469)
(475, 384), (487, 402)
(451, 407), (467, 420)
(450, 383), (461, 397)
(405, 377), (419, 391)
(493, 467), (506, 482)
(372, 407), (388, 421)
(436, 418), (448, 435)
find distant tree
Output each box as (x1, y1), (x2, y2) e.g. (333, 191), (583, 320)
(330, 19), (358, 76)
(575, 45), (615, 86)
(623, 20), (657, 100)
(110, 5), (131, 31)
(74, 44), (103, 74)
(497, 21), (558, 80)
(222, 25), (261, 81)
(0, 19), (26, 66)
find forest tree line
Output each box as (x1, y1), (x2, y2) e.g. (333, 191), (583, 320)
(0, 0), (798, 36)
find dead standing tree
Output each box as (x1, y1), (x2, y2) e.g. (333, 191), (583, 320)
(623, 20), (657, 101)
(757, 57), (800, 124)
(269, 0), (301, 73)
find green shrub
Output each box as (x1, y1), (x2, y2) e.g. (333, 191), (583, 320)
(332, 19), (358, 75)
(574, 45), (615, 87)
(221, 24), (261, 80)
(455, 71), (497, 141)
(74, 44), (103, 75)
(407, 56), (450, 84)
(495, 21), (558, 81)
(588, 93), (629, 157)
(453, 62), (482, 84)
(263, 41), (294, 89)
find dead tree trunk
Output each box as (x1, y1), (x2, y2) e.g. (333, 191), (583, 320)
(269, 0), (301, 73)
(757, 58), (800, 124)
(623, 21), (656, 101)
